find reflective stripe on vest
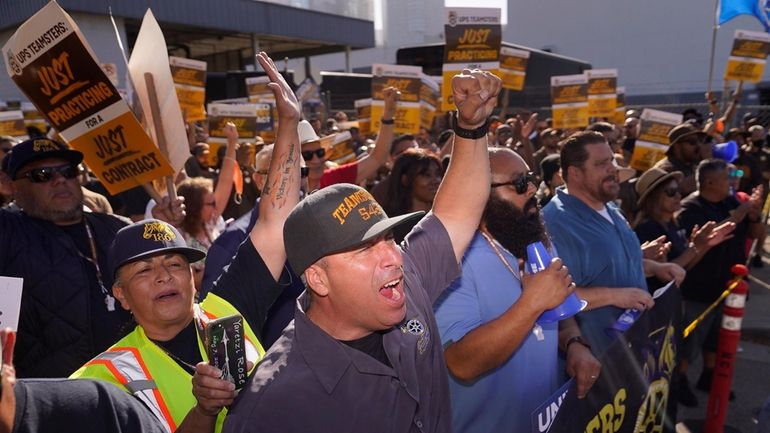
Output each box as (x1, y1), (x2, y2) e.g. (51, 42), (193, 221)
(87, 347), (176, 433)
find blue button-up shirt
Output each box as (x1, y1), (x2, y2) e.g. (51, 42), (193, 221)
(542, 188), (646, 354)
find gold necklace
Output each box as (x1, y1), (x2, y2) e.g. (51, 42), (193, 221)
(479, 230), (521, 282)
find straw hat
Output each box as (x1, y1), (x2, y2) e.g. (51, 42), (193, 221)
(635, 167), (683, 206)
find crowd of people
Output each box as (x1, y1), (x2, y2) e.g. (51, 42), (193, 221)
(0, 51), (768, 433)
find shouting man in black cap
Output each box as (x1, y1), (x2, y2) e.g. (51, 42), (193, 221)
(224, 70), (501, 433)
(0, 138), (182, 378)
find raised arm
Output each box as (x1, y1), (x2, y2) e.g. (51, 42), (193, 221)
(432, 69), (500, 262)
(211, 123), (238, 216)
(248, 52), (301, 280)
(354, 86), (399, 183)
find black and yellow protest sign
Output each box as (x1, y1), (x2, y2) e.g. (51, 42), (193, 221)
(550, 74), (589, 129)
(724, 29), (770, 83)
(207, 103), (258, 166)
(355, 98), (372, 135)
(499, 47), (529, 91)
(442, 7), (501, 111)
(614, 87), (626, 125)
(170, 56), (206, 122)
(2, 1), (173, 194)
(21, 101), (48, 134)
(246, 76), (273, 103)
(547, 287), (680, 433)
(629, 109), (682, 172)
(420, 74), (439, 131)
(371, 64), (422, 134)
(587, 69), (617, 118)
(325, 130), (356, 164)
(0, 110), (26, 138)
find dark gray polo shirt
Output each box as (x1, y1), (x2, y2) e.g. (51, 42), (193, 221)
(223, 214), (460, 433)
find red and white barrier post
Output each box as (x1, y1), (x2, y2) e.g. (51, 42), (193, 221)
(704, 264), (749, 433)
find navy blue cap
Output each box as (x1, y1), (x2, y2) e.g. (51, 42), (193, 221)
(109, 219), (206, 278)
(4, 138), (83, 179)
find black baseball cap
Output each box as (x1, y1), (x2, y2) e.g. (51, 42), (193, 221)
(109, 219), (206, 278)
(4, 138), (83, 179)
(284, 184), (423, 274)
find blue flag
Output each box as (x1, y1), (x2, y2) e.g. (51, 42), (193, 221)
(719, 0), (770, 32)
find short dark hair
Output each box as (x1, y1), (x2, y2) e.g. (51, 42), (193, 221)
(391, 134), (415, 156)
(696, 158), (727, 187)
(586, 122), (614, 133)
(560, 131), (607, 183)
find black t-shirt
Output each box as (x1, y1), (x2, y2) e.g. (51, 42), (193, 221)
(677, 194), (748, 302)
(157, 239), (285, 371)
(341, 331), (392, 368)
(13, 378), (166, 433)
(58, 222), (132, 352)
(634, 218), (688, 292)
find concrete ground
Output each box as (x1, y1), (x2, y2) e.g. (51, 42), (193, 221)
(676, 242), (770, 433)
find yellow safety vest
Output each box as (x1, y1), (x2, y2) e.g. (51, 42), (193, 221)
(70, 293), (264, 433)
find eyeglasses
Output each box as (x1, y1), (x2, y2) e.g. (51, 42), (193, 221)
(491, 171), (539, 194)
(662, 187), (680, 198)
(301, 148), (325, 161)
(16, 164), (80, 183)
(680, 139), (701, 147)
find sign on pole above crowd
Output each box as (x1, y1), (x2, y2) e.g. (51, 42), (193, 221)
(586, 69), (618, 118)
(355, 98), (372, 135)
(2, 1), (174, 194)
(442, 7), (501, 111)
(0, 110), (26, 138)
(128, 9), (189, 173)
(169, 56), (207, 122)
(615, 87), (626, 125)
(499, 47), (530, 91)
(550, 74), (589, 129)
(724, 29), (770, 82)
(207, 103), (261, 165)
(371, 63), (422, 134)
(629, 108), (682, 172)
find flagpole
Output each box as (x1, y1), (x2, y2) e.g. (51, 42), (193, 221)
(708, 0), (721, 93)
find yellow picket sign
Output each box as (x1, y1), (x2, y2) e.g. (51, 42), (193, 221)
(170, 56), (206, 122)
(586, 69), (618, 118)
(629, 108), (682, 172)
(0, 111), (26, 137)
(551, 74), (588, 129)
(442, 7), (501, 111)
(2, 1), (174, 194)
(499, 47), (529, 91)
(724, 29), (770, 83)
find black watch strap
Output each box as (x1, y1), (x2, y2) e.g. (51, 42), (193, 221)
(565, 335), (591, 352)
(381, 117), (394, 125)
(452, 111), (489, 140)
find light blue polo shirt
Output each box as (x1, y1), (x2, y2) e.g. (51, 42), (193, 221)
(434, 232), (559, 433)
(542, 188), (647, 355)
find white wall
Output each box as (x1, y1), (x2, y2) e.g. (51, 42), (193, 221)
(0, 12), (129, 101)
(505, 0), (768, 97)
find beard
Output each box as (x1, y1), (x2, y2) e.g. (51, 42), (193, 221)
(482, 194), (549, 258)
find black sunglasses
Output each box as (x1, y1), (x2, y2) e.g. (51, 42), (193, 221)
(301, 148), (325, 161)
(491, 171), (539, 194)
(16, 164), (81, 183)
(662, 187), (680, 198)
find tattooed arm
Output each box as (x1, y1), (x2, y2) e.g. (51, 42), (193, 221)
(249, 52), (301, 280)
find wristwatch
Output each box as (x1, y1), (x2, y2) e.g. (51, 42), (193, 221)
(565, 336), (591, 352)
(381, 117), (394, 125)
(451, 111), (489, 140)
